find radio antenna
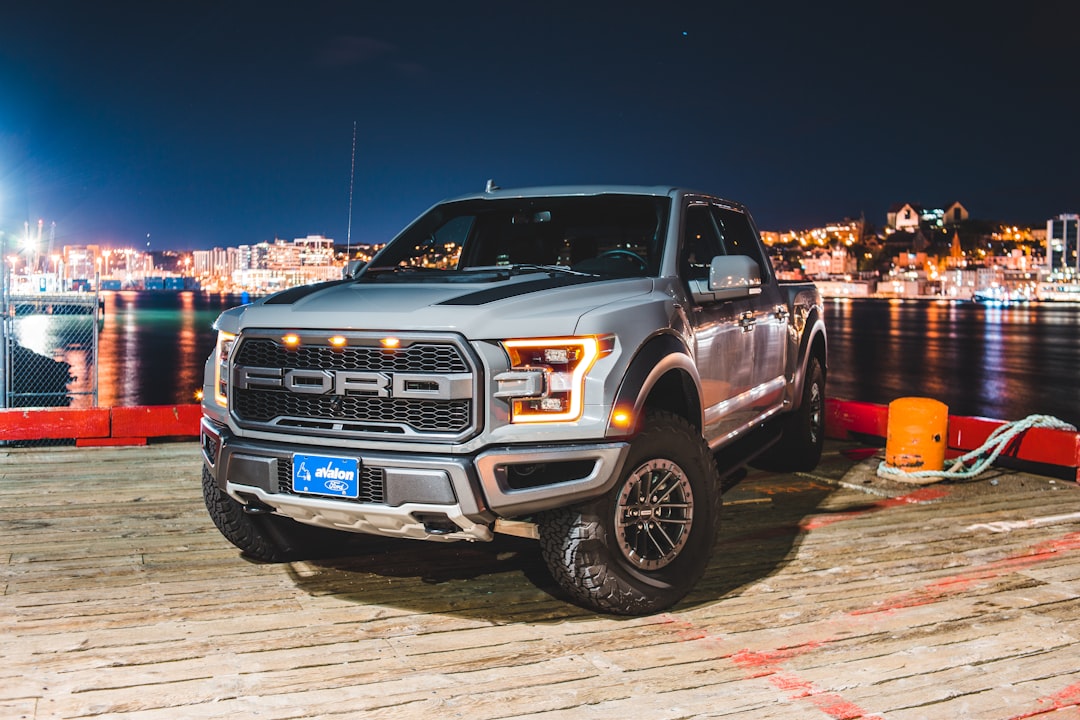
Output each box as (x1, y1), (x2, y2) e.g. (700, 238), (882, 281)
(346, 121), (357, 257)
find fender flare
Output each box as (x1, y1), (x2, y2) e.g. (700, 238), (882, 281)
(789, 306), (827, 409)
(606, 333), (701, 438)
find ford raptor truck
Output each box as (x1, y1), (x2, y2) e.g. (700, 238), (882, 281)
(199, 185), (827, 615)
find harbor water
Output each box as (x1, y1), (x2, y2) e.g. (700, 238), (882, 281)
(824, 297), (1080, 427)
(13, 291), (1080, 429)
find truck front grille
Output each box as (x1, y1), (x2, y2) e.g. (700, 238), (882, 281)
(234, 394), (471, 433)
(236, 340), (468, 374)
(229, 332), (478, 442)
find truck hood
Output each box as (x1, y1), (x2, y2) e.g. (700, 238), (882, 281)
(219, 274), (654, 339)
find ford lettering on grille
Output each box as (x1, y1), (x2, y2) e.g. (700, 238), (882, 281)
(234, 366), (471, 400)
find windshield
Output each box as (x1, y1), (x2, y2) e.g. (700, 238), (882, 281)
(364, 194), (670, 280)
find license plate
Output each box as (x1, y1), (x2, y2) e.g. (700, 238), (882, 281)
(292, 453), (360, 499)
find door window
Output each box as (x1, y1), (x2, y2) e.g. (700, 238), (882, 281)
(711, 206), (768, 280)
(681, 205), (725, 281)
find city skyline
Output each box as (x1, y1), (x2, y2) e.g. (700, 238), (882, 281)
(2, 3), (1079, 251)
(4, 193), (1070, 259)
(9, 207), (1067, 296)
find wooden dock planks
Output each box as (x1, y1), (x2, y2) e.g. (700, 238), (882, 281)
(1, 442), (1078, 719)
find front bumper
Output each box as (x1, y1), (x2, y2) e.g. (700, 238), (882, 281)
(201, 418), (630, 543)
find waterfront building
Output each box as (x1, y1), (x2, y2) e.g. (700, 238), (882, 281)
(813, 278), (874, 297)
(61, 245), (98, 283)
(940, 268), (979, 299)
(803, 246), (855, 277)
(192, 247), (230, 277)
(225, 247), (244, 276)
(1047, 213), (1079, 278)
(192, 249), (210, 276)
(220, 235), (341, 293)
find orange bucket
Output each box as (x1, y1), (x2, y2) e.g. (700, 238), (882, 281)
(884, 397), (948, 473)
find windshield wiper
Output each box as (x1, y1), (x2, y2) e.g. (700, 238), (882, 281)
(464, 264), (597, 278)
(517, 263), (597, 277)
(360, 265), (446, 277)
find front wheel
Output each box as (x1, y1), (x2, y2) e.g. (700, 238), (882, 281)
(538, 411), (720, 615)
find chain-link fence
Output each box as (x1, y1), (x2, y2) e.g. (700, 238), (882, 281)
(2, 291), (100, 410)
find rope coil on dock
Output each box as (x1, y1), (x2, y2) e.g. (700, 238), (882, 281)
(877, 414), (1077, 484)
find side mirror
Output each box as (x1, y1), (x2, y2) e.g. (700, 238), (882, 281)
(690, 255), (761, 303)
(346, 259), (367, 278)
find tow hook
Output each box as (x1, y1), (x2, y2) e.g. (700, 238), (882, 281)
(240, 496), (275, 515)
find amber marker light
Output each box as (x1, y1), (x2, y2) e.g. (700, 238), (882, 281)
(282, 333), (300, 348)
(381, 337), (401, 349)
(610, 407), (633, 429)
(328, 335), (347, 347)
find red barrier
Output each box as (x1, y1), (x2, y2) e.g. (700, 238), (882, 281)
(0, 407), (111, 441)
(948, 414), (1080, 471)
(825, 399), (889, 440)
(0, 405), (201, 445)
(110, 404), (203, 438)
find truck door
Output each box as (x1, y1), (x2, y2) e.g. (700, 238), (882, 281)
(711, 205), (788, 418)
(681, 203), (758, 442)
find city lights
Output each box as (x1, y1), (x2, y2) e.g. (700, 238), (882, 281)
(1, 232), (370, 295)
(2, 202), (1073, 302)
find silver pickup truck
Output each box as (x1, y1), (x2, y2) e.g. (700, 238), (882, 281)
(200, 185), (827, 615)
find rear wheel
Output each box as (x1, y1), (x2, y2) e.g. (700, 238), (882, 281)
(538, 411), (720, 615)
(755, 355), (825, 472)
(201, 466), (346, 561)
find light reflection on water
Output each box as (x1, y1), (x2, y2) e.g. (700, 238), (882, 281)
(94, 291), (237, 407)
(824, 298), (1080, 427)
(14, 315), (54, 357)
(12, 290), (236, 408)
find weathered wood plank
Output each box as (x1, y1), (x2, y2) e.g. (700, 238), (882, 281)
(3, 440), (1080, 719)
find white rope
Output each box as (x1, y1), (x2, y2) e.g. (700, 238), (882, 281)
(876, 414), (1076, 483)
(967, 512), (1080, 533)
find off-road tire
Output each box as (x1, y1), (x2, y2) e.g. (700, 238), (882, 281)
(201, 466), (341, 561)
(755, 355), (826, 472)
(538, 410), (720, 615)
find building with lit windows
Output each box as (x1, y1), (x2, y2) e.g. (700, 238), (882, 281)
(193, 247), (230, 276)
(886, 201), (968, 233)
(228, 236), (341, 293)
(1047, 213), (1079, 278)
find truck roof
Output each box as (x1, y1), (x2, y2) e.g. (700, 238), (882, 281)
(438, 184), (745, 213)
(442, 184), (688, 202)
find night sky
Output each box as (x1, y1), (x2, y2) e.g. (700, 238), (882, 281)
(2, 1), (1078, 251)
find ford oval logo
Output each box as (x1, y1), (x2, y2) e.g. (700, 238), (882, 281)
(324, 479), (349, 493)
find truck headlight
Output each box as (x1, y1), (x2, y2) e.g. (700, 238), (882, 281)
(213, 330), (236, 407)
(497, 336), (607, 423)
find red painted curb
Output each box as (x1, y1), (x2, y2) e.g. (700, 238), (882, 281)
(0, 405), (201, 443)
